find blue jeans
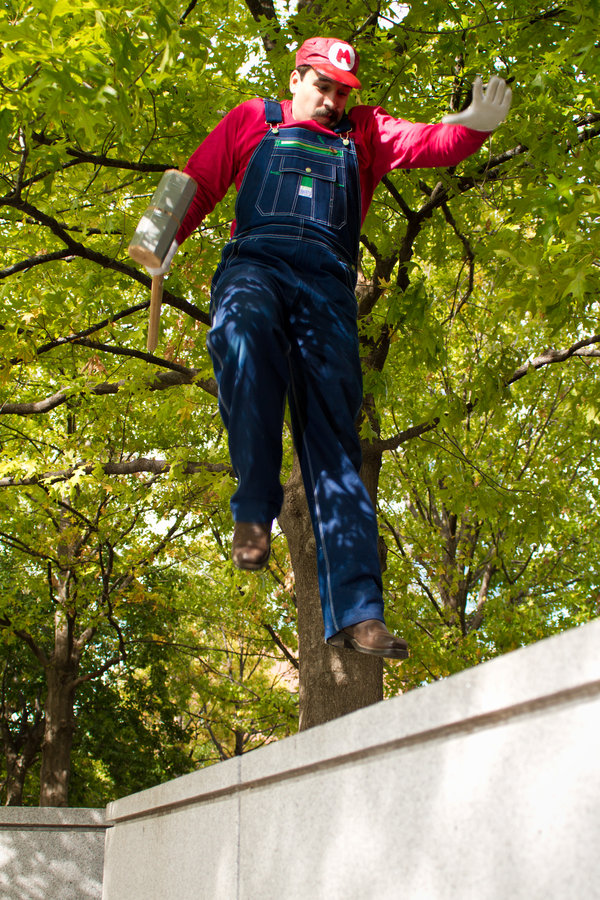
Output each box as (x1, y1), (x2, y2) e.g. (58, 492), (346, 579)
(207, 234), (384, 640)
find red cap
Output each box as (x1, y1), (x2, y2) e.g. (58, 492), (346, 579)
(295, 37), (361, 89)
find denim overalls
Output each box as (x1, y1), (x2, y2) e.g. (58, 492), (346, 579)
(208, 101), (384, 640)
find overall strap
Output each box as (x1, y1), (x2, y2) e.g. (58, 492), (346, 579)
(262, 100), (352, 139)
(333, 113), (353, 135)
(262, 99), (284, 127)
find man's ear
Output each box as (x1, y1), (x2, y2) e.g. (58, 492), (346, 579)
(289, 69), (300, 94)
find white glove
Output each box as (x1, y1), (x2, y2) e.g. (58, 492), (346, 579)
(441, 76), (512, 131)
(145, 239), (179, 276)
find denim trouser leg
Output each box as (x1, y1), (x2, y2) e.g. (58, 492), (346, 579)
(207, 260), (290, 523)
(285, 245), (384, 638)
(208, 239), (384, 639)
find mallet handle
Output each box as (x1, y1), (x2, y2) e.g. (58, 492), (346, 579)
(147, 275), (164, 353)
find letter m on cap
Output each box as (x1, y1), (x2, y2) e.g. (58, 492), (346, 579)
(329, 42), (355, 71)
(336, 47), (352, 66)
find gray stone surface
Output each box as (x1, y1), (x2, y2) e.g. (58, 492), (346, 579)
(103, 619), (600, 900)
(0, 808), (107, 900)
(103, 792), (239, 900)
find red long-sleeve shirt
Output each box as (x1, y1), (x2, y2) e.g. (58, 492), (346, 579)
(176, 98), (488, 244)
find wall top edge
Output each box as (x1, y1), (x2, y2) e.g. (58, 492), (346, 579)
(106, 619), (600, 825)
(0, 808), (107, 828)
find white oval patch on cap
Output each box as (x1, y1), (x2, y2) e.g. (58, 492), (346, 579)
(328, 42), (355, 72)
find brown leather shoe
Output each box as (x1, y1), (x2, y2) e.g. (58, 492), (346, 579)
(232, 521), (271, 570)
(327, 619), (409, 660)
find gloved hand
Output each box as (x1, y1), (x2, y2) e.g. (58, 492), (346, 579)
(441, 76), (512, 131)
(145, 239), (179, 276)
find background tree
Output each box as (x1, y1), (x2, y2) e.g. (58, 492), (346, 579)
(0, 634), (45, 805)
(0, 0), (598, 803)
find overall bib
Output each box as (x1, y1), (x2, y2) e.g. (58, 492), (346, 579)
(208, 101), (384, 640)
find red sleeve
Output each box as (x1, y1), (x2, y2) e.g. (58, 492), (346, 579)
(175, 100), (267, 244)
(350, 105), (489, 197)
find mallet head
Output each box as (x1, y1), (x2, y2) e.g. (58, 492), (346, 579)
(128, 169), (196, 269)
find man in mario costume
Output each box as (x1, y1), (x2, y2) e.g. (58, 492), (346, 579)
(147, 37), (512, 659)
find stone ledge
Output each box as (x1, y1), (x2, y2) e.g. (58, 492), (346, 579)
(102, 619), (600, 900)
(0, 808), (107, 829)
(0, 808), (107, 900)
(106, 617), (600, 824)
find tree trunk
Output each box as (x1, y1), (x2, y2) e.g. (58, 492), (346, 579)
(39, 513), (81, 808)
(3, 748), (28, 806)
(4, 763), (26, 806)
(39, 602), (80, 807)
(1, 714), (45, 806)
(279, 455), (383, 731)
(39, 662), (76, 807)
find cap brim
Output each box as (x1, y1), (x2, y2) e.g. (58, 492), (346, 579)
(313, 63), (361, 89)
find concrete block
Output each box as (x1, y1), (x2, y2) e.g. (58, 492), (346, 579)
(0, 807), (107, 900)
(103, 619), (600, 900)
(103, 785), (239, 900)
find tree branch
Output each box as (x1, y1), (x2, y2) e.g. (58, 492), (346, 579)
(179, 0), (199, 23)
(371, 334), (600, 453)
(0, 457), (231, 488)
(243, 0), (279, 51)
(507, 337), (600, 386)
(0, 196), (209, 325)
(0, 368), (217, 416)
(71, 653), (124, 689)
(381, 175), (417, 221)
(68, 338), (202, 376)
(415, 118), (600, 222)
(32, 304), (163, 356)
(11, 628), (49, 669)
(0, 250), (76, 279)
(30, 132), (170, 173)
(440, 200), (475, 322)
(262, 623), (299, 669)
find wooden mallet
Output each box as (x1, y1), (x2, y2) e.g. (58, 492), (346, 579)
(128, 169), (197, 352)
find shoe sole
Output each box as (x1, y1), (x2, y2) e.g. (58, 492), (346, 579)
(232, 553), (270, 571)
(327, 634), (409, 660)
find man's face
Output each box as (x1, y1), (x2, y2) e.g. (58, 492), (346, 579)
(290, 68), (351, 127)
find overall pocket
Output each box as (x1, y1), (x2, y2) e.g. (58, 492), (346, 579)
(256, 148), (347, 229)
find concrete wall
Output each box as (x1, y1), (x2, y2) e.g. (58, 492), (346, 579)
(0, 807), (107, 900)
(103, 618), (600, 900)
